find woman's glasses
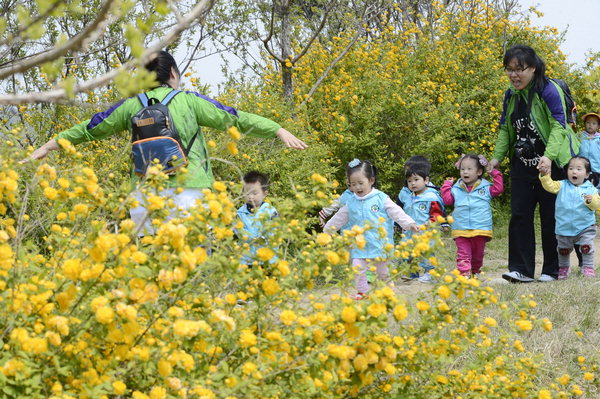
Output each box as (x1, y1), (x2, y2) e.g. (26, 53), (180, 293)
(504, 66), (531, 75)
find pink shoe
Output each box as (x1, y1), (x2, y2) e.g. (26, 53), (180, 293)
(354, 292), (368, 301)
(558, 267), (569, 280)
(582, 267), (595, 277)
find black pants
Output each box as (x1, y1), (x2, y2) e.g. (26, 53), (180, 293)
(508, 177), (559, 279)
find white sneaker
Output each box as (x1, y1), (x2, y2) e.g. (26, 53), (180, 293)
(537, 274), (557, 282)
(502, 271), (534, 283)
(418, 272), (433, 283)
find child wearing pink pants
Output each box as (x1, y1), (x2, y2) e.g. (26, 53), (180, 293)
(441, 155), (504, 277)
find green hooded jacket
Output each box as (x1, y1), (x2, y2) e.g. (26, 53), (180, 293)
(493, 79), (579, 167)
(57, 87), (281, 188)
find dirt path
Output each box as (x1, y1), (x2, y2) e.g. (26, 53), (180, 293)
(312, 233), (600, 301)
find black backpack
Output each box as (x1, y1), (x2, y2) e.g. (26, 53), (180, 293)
(549, 78), (577, 127)
(130, 90), (197, 176)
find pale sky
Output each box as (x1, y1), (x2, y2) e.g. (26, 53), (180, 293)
(194, 1), (600, 92)
(519, 0), (600, 66)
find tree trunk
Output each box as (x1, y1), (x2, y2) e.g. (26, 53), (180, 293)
(279, 0), (293, 100)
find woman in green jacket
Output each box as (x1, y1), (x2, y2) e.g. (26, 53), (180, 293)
(26, 51), (307, 234)
(488, 45), (575, 283)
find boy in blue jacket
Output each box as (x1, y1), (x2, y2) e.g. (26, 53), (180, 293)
(236, 171), (278, 266)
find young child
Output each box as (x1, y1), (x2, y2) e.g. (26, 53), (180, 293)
(578, 113), (600, 187)
(441, 154), (504, 277)
(402, 163), (446, 283)
(398, 155), (433, 209)
(236, 171), (278, 266)
(539, 156), (600, 279)
(325, 159), (418, 300)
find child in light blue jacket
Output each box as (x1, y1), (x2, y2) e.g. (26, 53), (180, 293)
(236, 171), (278, 265)
(325, 159), (417, 300)
(539, 156), (600, 279)
(578, 112), (600, 187)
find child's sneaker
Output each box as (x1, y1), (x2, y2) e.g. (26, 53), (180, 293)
(418, 272), (433, 283)
(366, 270), (376, 284)
(558, 267), (570, 280)
(582, 267), (595, 277)
(401, 272), (419, 281)
(354, 292), (368, 301)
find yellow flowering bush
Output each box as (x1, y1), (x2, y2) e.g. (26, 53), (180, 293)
(0, 142), (597, 399)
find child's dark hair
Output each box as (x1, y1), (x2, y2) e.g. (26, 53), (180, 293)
(405, 164), (430, 180)
(566, 156), (591, 175)
(405, 155), (432, 175)
(346, 159), (377, 186)
(243, 171), (269, 190)
(145, 50), (181, 86)
(457, 154), (486, 173)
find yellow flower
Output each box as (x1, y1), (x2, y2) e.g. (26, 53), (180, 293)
(242, 362), (257, 375)
(280, 310), (297, 325)
(262, 279), (280, 295)
(228, 126), (241, 140)
(158, 359), (172, 377)
(226, 141), (238, 155)
(542, 318), (553, 332)
(583, 372), (594, 381)
(558, 374), (570, 385)
(43, 187), (58, 200)
(325, 251), (340, 264)
(113, 381), (127, 395)
(352, 354), (368, 371)
(149, 386), (166, 399)
(416, 301), (430, 312)
(514, 340), (524, 352)
(311, 173), (327, 184)
(341, 306), (357, 323)
(515, 319), (533, 332)
(213, 181), (227, 192)
(393, 304), (408, 321)
(277, 260), (290, 276)
(62, 258), (82, 280)
(437, 285), (451, 299)
(367, 303), (386, 318)
(316, 233), (332, 246)
(484, 317), (497, 327)
(239, 329), (257, 348)
(257, 247), (275, 261)
(96, 306), (115, 324)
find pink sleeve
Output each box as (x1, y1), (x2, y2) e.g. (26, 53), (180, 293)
(489, 169), (504, 197)
(440, 180), (455, 206)
(384, 197), (415, 229)
(324, 206), (349, 233)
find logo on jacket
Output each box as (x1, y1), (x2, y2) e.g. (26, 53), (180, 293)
(418, 203), (427, 211)
(477, 188), (486, 196)
(371, 205), (380, 212)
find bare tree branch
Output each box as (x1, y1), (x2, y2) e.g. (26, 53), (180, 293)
(0, 0), (118, 80)
(0, 0), (216, 105)
(261, 0), (284, 63)
(0, 0), (63, 48)
(300, 5), (378, 108)
(291, 1), (333, 63)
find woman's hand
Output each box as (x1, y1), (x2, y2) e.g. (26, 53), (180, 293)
(276, 128), (308, 150)
(19, 139), (60, 164)
(537, 156), (551, 175)
(487, 158), (500, 173)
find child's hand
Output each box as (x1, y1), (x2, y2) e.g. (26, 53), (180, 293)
(445, 177), (455, 184)
(407, 223), (419, 232)
(584, 194), (594, 204)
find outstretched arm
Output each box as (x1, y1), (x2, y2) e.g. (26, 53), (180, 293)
(20, 139), (59, 163)
(489, 169), (504, 197)
(384, 197), (418, 231)
(276, 128), (307, 150)
(324, 206), (349, 233)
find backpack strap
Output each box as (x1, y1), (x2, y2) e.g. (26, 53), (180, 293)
(137, 93), (149, 107)
(184, 131), (199, 156)
(161, 89), (181, 105)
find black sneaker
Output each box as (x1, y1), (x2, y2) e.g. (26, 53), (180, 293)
(502, 271), (534, 283)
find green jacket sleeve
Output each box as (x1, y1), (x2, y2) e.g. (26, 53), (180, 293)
(185, 92), (281, 138)
(493, 121), (511, 162)
(56, 98), (135, 145)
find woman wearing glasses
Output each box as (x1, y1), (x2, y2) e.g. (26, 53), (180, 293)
(488, 44), (576, 283)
